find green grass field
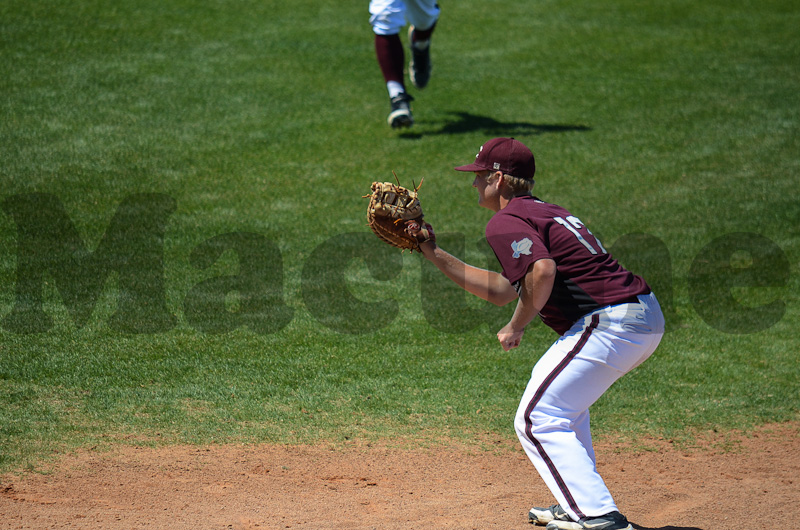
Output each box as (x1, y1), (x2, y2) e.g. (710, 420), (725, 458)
(1, 0), (798, 472)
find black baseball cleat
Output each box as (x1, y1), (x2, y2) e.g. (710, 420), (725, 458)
(529, 504), (570, 525)
(387, 92), (414, 128)
(408, 26), (432, 89)
(544, 511), (633, 530)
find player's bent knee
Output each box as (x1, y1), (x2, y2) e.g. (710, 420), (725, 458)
(515, 405), (573, 442)
(513, 409), (545, 441)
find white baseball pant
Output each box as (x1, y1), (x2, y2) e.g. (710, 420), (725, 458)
(514, 292), (665, 521)
(369, 0), (440, 35)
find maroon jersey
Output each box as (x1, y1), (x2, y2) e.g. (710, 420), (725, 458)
(486, 196), (650, 335)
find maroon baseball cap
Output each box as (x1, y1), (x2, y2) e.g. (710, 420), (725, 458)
(454, 137), (536, 180)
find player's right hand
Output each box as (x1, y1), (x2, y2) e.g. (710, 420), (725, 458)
(497, 323), (525, 351)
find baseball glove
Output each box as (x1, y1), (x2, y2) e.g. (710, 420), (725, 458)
(365, 176), (434, 252)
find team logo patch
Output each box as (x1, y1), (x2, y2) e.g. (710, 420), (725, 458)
(511, 238), (533, 259)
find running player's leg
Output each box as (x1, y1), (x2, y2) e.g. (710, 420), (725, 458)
(369, 0), (414, 127)
(404, 0), (439, 89)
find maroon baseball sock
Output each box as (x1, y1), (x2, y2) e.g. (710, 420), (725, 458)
(374, 33), (405, 86)
(411, 21), (436, 43)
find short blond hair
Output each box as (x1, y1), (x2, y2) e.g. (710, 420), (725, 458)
(482, 170), (534, 194)
(502, 173), (534, 194)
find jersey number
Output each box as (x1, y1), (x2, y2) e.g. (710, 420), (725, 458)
(554, 216), (607, 255)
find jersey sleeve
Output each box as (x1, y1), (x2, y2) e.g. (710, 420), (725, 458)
(485, 213), (550, 287)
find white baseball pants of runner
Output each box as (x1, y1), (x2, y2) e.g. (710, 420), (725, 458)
(369, 0), (440, 35)
(514, 292), (665, 522)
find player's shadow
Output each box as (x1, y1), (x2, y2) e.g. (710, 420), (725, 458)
(398, 111), (592, 138)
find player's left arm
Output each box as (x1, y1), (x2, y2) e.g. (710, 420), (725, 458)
(497, 258), (556, 351)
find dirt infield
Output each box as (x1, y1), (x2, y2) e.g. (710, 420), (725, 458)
(1, 424), (797, 530)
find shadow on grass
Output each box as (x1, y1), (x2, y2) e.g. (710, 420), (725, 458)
(398, 111), (592, 138)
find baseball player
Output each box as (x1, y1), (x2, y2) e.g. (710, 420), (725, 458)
(409, 138), (665, 530)
(369, 0), (439, 128)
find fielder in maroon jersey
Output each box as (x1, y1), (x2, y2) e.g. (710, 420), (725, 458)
(408, 138), (665, 530)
